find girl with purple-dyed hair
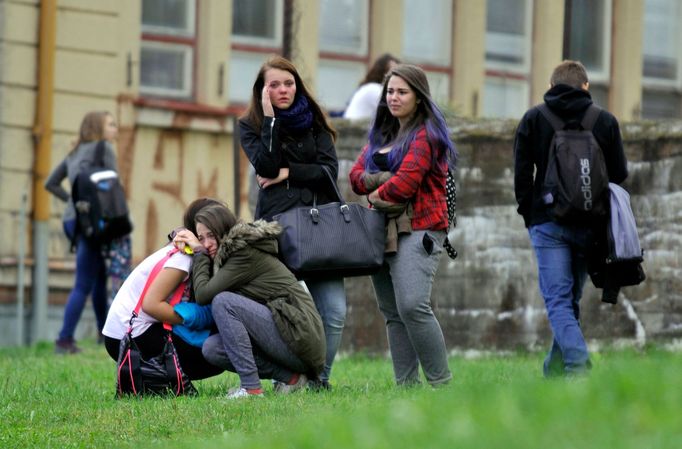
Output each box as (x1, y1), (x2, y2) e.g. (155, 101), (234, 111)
(349, 64), (457, 387)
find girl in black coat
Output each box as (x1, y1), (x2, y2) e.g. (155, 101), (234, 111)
(238, 56), (346, 389)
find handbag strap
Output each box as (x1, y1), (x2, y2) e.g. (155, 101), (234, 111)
(128, 247), (186, 333)
(310, 165), (355, 224)
(319, 165), (346, 205)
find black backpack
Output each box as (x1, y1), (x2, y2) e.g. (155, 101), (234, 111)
(537, 104), (609, 224)
(443, 169), (457, 259)
(71, 141), (133, 246)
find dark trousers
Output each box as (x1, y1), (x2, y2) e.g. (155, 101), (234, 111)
(59, 235), (108, 340)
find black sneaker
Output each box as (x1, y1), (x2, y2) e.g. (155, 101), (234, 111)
(307, 378), (332, 392)
(54, 338), (82, 355)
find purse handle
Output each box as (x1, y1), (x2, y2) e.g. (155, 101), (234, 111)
(127, 247), (186, 333)
(310, 165), (352, 224)
(318, 165), (346, 204)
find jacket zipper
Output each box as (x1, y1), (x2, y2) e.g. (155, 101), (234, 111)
(268, 117), (275, 152)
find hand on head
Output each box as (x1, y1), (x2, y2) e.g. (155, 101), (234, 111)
(172, 229), (202, 253)
(262, 85), (274, 117)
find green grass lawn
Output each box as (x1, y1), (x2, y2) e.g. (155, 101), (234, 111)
(1, 341), (680, 449)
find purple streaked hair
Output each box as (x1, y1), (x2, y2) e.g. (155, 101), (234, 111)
(364, 64), (457, 173)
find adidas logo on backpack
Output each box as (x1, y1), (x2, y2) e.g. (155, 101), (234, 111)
(537, 104), (609, 224)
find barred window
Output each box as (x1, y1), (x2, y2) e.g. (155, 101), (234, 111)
(140, 0), (196, 99)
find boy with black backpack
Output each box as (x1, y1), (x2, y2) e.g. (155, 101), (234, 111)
(513, 61), (628, 378)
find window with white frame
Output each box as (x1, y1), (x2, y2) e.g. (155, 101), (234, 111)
(565, 0), (612, 84)
(642, 0), (682, 118)
(589, 85), (609, 109)
(485, 0), (531, 71)
(403, 0), (452, 66)
(402, 0), (453, 104)
(483, 0), (532, 118)
(319, 0), (368, 56)
(317, 0), (369, 112)
(425, 72), (451, 106)
(317, 60), (367, 112)
(643, 0), (680, 82)
(642, 90), (681, 118)
(232, 0), (283, 47)
(228, 51), (270, 104)
(483, 77), (530, 118)
(229, 0), (283, 103)
(140, 0), (196, 99)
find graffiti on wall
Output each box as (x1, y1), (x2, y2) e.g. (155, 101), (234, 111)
(116, 99), (230, 260)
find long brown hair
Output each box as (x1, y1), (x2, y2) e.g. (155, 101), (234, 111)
(367, 64), (456, 171)
(360, 53), (400, 86)
(194, 204), (238, 241)
(70, 111), (112, 153)
(183, 197), (227, 235)
(240, 55), (337, 141)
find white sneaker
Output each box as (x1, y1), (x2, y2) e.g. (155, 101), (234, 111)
(273, 374), (308, 395)
(226, 387), (264, 399)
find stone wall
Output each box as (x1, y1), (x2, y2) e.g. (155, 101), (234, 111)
(333, 118), (682, 354)
(1, 117), (680, 351)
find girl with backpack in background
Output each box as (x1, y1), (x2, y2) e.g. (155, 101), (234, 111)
(45, 111), (131, 354)
(349, 64), (457, 387)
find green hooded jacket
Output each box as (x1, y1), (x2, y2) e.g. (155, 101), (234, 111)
(191, 220), (326, 374)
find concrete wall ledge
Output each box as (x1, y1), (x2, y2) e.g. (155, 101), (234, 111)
(1, 117), (680, 351)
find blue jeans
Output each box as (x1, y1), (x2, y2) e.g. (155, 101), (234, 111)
(58, 236), (108, 341)
(529, 221), (593, 377)
(304, 277), (346, 382)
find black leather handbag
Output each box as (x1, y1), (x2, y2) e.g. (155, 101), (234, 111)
(116, 249), (197, 398)
(116, 330), (196, 398)
(273, 166), (386, 278)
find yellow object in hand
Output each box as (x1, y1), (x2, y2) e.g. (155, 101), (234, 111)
(183, 245), (193, 255)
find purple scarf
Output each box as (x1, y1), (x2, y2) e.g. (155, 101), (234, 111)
(274, 95), (313, 132)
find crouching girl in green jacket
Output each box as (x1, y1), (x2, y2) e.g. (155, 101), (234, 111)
(173, 203), (325, 399)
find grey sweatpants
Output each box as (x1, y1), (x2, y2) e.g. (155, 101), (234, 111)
(204, 291), (307, 390)
(371, 230), (452, 386)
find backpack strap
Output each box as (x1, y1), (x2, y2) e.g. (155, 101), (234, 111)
(580, 104), (602, 131)
(128, 248), (186, 333)
(94, 140), (107, 168)
(536, 104), (565, 132)
(538, 103), (602, 132)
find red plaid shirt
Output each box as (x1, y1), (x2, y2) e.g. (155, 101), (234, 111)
(349, 127), (448, 231)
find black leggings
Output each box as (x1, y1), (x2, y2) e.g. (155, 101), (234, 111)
(104, 322), (223, 381)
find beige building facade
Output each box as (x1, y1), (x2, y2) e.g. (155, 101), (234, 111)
(0, 0), (679, 345)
